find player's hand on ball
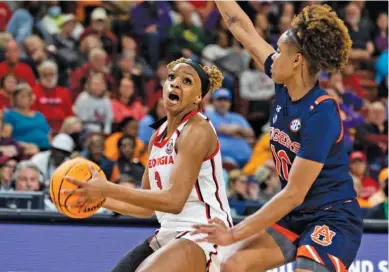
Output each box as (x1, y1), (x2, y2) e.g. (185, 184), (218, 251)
(61, 164), (109, 209)
(192, 218), (235, 246)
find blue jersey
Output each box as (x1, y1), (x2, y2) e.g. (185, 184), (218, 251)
(264, 54), (356, 212)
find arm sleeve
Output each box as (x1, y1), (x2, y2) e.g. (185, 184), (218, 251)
(264, 53), (275, 78)
(297, 101), (341, 163)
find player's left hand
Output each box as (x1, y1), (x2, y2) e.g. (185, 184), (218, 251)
(192, 218), (235, 246)
(61, 164), (109, 210)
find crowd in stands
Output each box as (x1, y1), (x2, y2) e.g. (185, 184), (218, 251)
(0, 1), (387, 220)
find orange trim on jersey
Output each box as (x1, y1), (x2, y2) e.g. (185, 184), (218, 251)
(203, 140), (220, 161)
(153, 110), (198, 148)
(311, 95), (344, 143)
(328, 254), (348, 272)
(272, 224), (299, 242)
(297, 245), (324, 265)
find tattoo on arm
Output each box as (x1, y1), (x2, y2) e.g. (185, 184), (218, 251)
(225, 12), (239, 27)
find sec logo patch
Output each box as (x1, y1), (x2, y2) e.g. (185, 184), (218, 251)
(290, 119), (301, 132)
(166, 138), (174, 155)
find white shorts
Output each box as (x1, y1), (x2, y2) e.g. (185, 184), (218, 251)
(149, 228), (221, 272)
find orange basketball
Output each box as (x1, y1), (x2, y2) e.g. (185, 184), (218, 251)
(50, 158), (106, 219)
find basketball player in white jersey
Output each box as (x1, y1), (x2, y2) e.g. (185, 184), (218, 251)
(63, 58), (233, 272)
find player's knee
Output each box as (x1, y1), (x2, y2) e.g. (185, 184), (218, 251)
(221, 256), (245, 272)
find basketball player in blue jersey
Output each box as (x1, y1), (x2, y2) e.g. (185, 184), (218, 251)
(193, 2), (363, 272)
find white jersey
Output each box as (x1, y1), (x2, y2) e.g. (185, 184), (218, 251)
(148, 111), (233, 232)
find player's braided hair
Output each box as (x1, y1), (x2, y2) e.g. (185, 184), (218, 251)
(289, 4), (352, 74)
(167, 58), (224, 95)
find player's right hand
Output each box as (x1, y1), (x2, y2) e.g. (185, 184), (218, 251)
(191, 218), (235, 246)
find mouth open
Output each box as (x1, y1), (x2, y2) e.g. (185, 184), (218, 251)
(168, 93), (180, 104)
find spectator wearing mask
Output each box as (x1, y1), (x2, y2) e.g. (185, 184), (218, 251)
(0, 39), (35, 87)
(70, 47), (115, 100)
(138, 98), (166, 145)
(0, 73), (17, 109)
(0, 157), (17, 191)
(349, 151), (380, 201)
(105, 117), (147, 167)
(116, 135), (144, 185)
(111, 78), (146, 124)
(74, 73), (113, 135)
(32, 60), (73, 133)
(0, 110), (23, 163)
(131, 1), (173, 69)
(81, 133), (120, 182)
(239, 59), (275, 135)
(3, 83), (51, 155)
(59, 116), (83, 152)
(206, 88), (254, 167)
(168, 2), (206, 61)
(345, 3), (375, 62)
(30, 133), (74, 188)
(40, 1), (64, 36)
(80, 7), (118, 60)
(373, 12), (388, 55)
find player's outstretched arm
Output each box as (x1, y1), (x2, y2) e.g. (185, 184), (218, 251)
(215, 1), (275, 71)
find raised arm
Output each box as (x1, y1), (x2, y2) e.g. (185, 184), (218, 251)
(215, 1), (275, 71)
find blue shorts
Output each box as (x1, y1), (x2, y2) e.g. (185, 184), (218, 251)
(266, 199), (363, 272)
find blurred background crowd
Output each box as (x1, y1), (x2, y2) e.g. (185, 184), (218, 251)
(0, 0), (387, 220)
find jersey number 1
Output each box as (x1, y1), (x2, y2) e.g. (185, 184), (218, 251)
(155, 171), (162, 190)
(271, 144), (292, 181)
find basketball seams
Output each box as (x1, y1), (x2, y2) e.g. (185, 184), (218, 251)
(56, 160), (80, 215)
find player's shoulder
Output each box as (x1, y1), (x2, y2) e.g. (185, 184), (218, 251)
(186, 114), (215, 137)
(308, 88), (338, 115)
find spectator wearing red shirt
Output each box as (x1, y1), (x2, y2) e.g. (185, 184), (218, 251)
(70, 47), (115, 101)
(0, 40), (36, 88)
(111, 78), (146, 124)
(31, 60), (73, 133)
(0, 73), (17, 109)
(349, 151), (380, 200)
(80, 7), (118, 61)
(0, 3), (12, 32)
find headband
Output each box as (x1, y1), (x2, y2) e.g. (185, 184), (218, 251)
(184, 60), (210, 97)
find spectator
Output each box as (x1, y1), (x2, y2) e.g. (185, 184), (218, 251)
(40, 1), (63, 36)
(228, 169), (249, 202)
(373, 13), (388, 54)
(345, 3), (375, 62)
(342, 62), (364, 98)
(145, 60), (168, 109)
(206, 88), (254, 167)
(81, 133), (120, 182)
(368, 167), (388, 208)
(270, 15), (292, 49)
(0, 73), (18, 109)
(105, 117), (147, 167)
(0, 39), (35, 88)
(131, 1), (173, 69)
(80, 7), (118, 60)
(349, 151), (380, 201)
(116, 135), (144, 185)
(23, 35), (68, 87)
(12, 160), (41, 192)
(0, 3), (12, 32)
(0, 110), (23, 162)
(168, 2), (206, 61)
(356, 102), (388, 174)
(352, 173), (373, 208)
(51, 14), (81, 70)
(111, 78), (146, 124)
(31, 60), (73, 133)
(59, 116), (83, 152)
(111, 51), (145, 100)
(138, 98), (166, 145)
(254, 13), (270, 41)
(0, 157), (17, 191)
(74, 73), (113, 135)
(30, 133), (74, 187)
(3, 83), (50, 155)
(77, 34), (103, 67)
(70, 47), (115, 100)
(239, 59), (275, 135)
(254, 161), (280, 202)
(375, 50), (388, 84)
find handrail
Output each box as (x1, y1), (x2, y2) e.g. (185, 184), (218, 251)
(0, 209), (387, 233)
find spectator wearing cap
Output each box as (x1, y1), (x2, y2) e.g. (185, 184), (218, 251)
(0, 39), (35, 88)
(111, 78), (146, 124)
(131, 1), (172, 69)
(70, 47), (115, 100)
(138, 98), (166, 145)
(0, 73), (17, 109)
(32, 60), (73, 133)
(205, 88), (254, 167)
(349, 151), (380, 201)
(105, 117), (147, 167)
(80, 7), (118, 60)
(30, 133), (74, 187)
(3, 83), (50, 156)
